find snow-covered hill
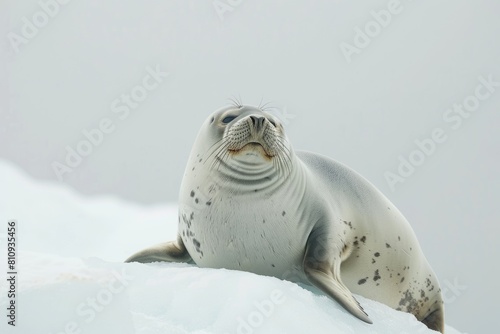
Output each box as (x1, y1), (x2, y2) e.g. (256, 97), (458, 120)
(0, 161), (464, 333)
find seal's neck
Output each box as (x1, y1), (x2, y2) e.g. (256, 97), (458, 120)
(212, 153), (298, 195)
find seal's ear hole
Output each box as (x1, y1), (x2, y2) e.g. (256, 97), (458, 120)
(211, 117), (215, 124)
(222, 116), (237, 124)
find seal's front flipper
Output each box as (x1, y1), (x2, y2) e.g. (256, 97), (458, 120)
(303, 230), (373, 324)
(125, 235), (193, 263)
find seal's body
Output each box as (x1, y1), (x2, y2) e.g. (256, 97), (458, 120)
(126, 105), (445, 332)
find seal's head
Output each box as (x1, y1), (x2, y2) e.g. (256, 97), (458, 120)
(191, 105), (293, 190)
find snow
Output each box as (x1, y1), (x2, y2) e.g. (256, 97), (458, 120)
(0, 161), (464, 333)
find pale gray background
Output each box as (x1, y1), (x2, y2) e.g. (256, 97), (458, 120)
(2, 0), (499, 332)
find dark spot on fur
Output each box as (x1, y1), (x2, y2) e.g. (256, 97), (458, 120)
(398, 290), (419, 314)
(190, 191), (195, 197)
(373, 270), (381, 282)
(360, 236), (366, 243)
(386, 243), (391, 248)
(282, 211), (286, 216)
(398, 236), (401, 241)
(206, 201), (212, 206)
(401, 277), (405, 283)
(374, 252), (380, 257)
(342, 220), (354, 230)
(193, 238), (201, 248)
(372, 259), (376, 264)
(358, 278), (368, 285)
(182, 212), (194, 229)
(195, 198), (199, 204)
(192, 238), (203, 256)
(271, 264), (275, 268)
(199, 158), (202, 162)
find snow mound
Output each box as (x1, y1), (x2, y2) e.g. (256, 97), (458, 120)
(0, 161), (463, 333)
(1, 253), (463, 334)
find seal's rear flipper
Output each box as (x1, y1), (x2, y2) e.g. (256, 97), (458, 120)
(304, 266), (372, 324)
(421, 305), (445, 333)
(125, 235), (193, 264)
(303, 230), (373, 324)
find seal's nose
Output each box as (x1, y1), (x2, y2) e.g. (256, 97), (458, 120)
(249, 115), (266, 132)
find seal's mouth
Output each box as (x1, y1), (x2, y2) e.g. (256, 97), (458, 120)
(223, 114), (283, 160)
(242, 142), (264, 149)
(228, 142), (274, 158)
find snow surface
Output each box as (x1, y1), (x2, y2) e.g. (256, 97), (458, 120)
(0, 161), (464, 334)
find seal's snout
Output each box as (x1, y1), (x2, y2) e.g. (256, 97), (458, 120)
(249, 115), (266, 132)
(224, 113), (280, 158)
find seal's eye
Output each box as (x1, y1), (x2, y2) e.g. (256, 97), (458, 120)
(222, 116), (237, 124)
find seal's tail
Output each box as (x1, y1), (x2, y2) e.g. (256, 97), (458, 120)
(421, 303), (445, 333)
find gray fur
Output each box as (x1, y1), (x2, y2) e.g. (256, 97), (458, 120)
(126, 105), (444, 333)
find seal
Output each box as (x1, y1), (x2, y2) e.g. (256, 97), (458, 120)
(126, 105), (445, 332)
